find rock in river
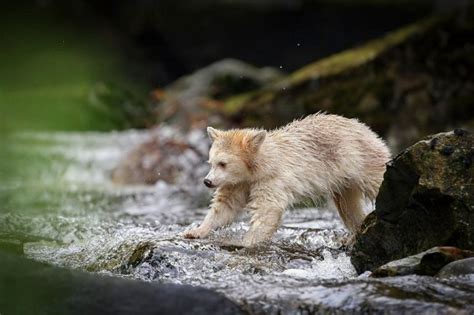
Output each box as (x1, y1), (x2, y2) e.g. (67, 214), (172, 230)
(437, 257), (474, 278)
(351, 130), (474, 273)
(0, 252), (243, 315)
(371, 247), (474, 278)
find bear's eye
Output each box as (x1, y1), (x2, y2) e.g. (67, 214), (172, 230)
(217, 162), (227, 168)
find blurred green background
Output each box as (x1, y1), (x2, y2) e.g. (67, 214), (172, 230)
(0, 3), (151, 132)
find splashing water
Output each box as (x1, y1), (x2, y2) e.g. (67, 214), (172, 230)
(1, 128), (473, 314)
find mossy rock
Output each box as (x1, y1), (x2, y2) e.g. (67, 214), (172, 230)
(350, 130), (474, 273)
(219, 15), (474, 152)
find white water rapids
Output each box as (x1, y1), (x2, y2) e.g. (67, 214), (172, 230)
(1, 129), (473, 314)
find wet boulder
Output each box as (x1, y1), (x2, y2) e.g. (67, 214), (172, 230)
(437, 257), (474, 278)
(351, 130), (474, 273)
(371, 247), (474, 278)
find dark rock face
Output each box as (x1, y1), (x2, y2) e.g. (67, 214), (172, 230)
(351, 130), (474, 273)
(371, 247), (474, 278)
(0, 252), (243, 315)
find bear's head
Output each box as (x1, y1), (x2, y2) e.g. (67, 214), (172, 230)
(204, 127), (266, 188)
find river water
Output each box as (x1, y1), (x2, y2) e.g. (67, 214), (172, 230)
(1, 129), (473, 314)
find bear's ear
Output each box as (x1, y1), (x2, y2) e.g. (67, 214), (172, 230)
(249, 130), (266, 149)
(207, 127), (221, 142)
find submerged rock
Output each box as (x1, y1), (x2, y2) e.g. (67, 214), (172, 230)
(437, 257), (474, 278)
(371, 247), (474, 278)
(351, 130), (474, 273)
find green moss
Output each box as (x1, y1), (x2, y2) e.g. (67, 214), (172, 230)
(223, 92), (258, 115)
(222, 17), (440, 117)
(287, 17), (439, 86)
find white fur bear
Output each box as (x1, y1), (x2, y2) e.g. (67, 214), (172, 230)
(184, 113), (391, 246)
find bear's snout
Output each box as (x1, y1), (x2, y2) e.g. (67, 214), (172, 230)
(203, 178), (215, 188)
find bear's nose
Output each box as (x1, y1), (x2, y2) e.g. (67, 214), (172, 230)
(203, 179), (214, 188)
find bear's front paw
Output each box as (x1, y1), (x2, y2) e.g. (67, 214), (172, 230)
(183, 227), (209, 239)
(242, 232), (265, 247)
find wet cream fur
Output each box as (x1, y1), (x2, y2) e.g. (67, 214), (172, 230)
(184, 113), (391, 247)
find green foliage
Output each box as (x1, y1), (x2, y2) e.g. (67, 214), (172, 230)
(0, 6), (149, 133)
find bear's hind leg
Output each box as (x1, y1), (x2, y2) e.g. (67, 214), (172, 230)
(333, 185), (366, 233)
